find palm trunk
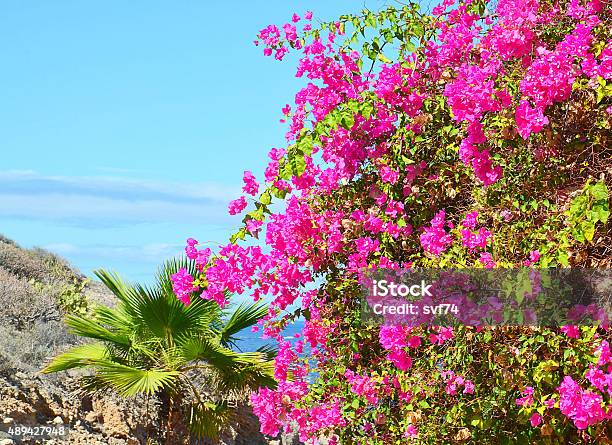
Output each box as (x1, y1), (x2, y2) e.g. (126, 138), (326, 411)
(158, 390), (188, 444)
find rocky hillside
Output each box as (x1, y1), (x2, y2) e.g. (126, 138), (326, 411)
(0, 236), (292, 445)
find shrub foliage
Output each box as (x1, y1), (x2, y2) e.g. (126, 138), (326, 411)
(173, 1), (611, 443)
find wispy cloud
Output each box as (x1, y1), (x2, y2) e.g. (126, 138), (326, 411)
(42, 242), (184, 263)
(0, 170), (240, 227)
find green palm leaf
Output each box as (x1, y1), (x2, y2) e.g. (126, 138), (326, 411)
(187, 401), (234, 440)
(178, 336), (276, 391)
(256, 344), (279, 361)
(95, 361), (179, 397)
(219, 301), (268, 347)
(42, 343), (108, 373)
(65, 314), (132, 347)
(212, 358), (277, 393)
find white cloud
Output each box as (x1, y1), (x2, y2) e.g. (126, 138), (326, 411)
(0, 170), (241, 227)
(42, 242), (80, 254)
(41, 242), (184, 263)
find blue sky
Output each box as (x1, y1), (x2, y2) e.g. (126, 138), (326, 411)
(0, 1), (393, 282)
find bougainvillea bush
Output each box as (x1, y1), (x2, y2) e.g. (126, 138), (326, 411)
(173, 0), (611, 443)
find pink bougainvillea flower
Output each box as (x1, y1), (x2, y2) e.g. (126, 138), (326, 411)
(463, 380), (475, 394)
(174, 4), (612, 441)
(242, 170), (260, 196)
(516, 387), (534, 407)
(530, 413), (542, 427)
(246, 219), (264, 235)
(584, 366), (608, 394)
(380, 165), (399, 184)
(406, 335), (422, 348)
(282, 23), (298, 42)
(185, 238), (198, 259)
(479, 251), (496, 268)
(523, 250), (541, 266)
(515, 100), (549, 139)
(344, 369), (379, 404)
(558, 376), (608, 430)
(228, 196), (248, 215)
(385, 200), (404, 218)
(420, 210), (453, 255)
(596, 340), (611, 366)
(429, 326), (454, 345)
(461, 211), (478, 229)
(170, 268), (198, 305)
(387, 349), (412, 370)
(379, 325), (409, 350)
(404, 424), (418, 438)
(561, 325), (581, 339)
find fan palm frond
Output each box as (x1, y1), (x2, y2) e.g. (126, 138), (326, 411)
(95, 361), (179, 397)
(187, 400), (234, 441)
(215, 355), (276, 392)
(65, 314), (132, 347)
(219, 301), (268, 347)
(256, 343), (279, 361)
(179, 336), (276, 391)
(41, 343), (108, 373)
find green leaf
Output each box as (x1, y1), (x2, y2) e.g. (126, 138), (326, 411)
(581, 220), (595, 242)
(572, 228), (585, 243)
(272, 186), (287, 200)
(259, 191), (272, 206)
(188, 400), (233, 440)
(377, 53), (393, 64)
(569, 195), (588, 217)
(361, 102), (374, 120)
(230, 228), (247, 243)
(589, 181), (609, 201)
(298, 135), (314, 156)
(411, 22), (424, 38)
(592, 205), (610, 223)
(219, 301), (268, 347)
(290, 153), (307, 176)
(97, 362), (179, 397)
(340, 112), (355, 130)
(42, 343), (108, 373)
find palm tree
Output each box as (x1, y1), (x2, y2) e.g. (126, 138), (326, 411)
(42, 258), (276, 443)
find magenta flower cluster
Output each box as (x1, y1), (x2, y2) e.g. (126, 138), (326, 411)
(169, 0), (611, 440)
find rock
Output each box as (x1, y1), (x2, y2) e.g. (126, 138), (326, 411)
(454, 428), (471, 441)
(84, 411), (98, 423)
(0, 239), (173, 444)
